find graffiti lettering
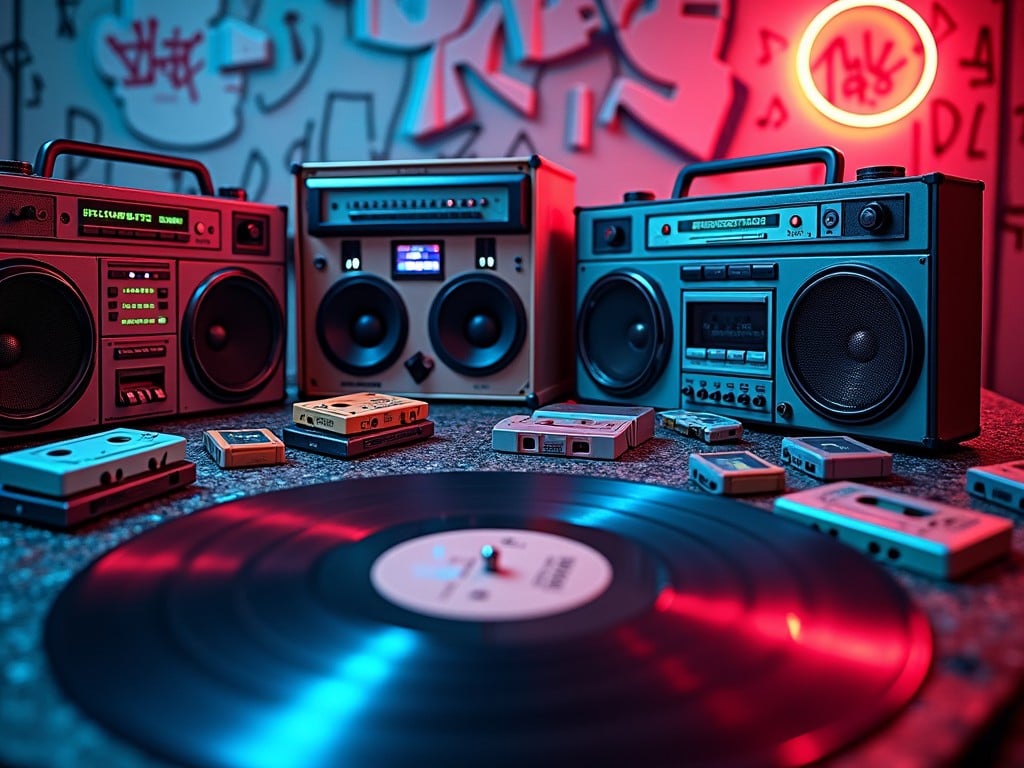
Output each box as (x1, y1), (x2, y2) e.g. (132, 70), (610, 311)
(811, 32), (907, 109)
(500, 0), (600, 63)
(58, 0), (80, 38)
(599, 0), (734, 159)
(105, 18), (205, 102)
(930, 98), (987, 159)
(241, 148), (270, 202)
(959, 26), (994, 87)
(353, 0), (474, 50)
(927, 3), (957, 46)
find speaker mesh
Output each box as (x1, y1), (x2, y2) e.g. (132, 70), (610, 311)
(316, 275), (408, 376)
(0, 263), (94, 425)
(783, 268), (921, 422)
(428, 273), (526, 377)
(182, 269), (283, 400)
(577, 270), (671, 397)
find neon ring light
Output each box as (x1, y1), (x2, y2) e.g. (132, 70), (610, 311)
(796, 0), (938, 128)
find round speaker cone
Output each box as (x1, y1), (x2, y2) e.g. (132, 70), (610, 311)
(316, 276), (409, 376)
(0, 262), (94, 426)
(182, 269), (283, 401)
(577, 271), (672, 397)
(783, 266), (923, 423)
(428, 273), (526, 377)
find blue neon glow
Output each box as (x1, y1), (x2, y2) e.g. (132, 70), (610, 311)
(215, 627), (418, 768)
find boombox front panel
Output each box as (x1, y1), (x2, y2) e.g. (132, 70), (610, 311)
(0, 167), (288, 442)
(294, 156), (576, 405)
(297, 233), (536, 399)
(576, 170), (983, 448)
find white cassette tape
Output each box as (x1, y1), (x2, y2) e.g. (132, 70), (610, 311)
(774, 482), (1013, 579)
(0, 428), (186, 498)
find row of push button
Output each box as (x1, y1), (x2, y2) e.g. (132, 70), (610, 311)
(117, 387), (167, 407)
(682, 386), (768, 408)
(681, 263), (777, 281)
(686, 348), (767, 365)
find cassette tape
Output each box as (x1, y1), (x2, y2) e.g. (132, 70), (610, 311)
(531, 403), (655, 448)
(0, 461), (196, 529)
(292, 392), (429, 436)
(203, 429), (286, 469)
(773, 482), (1013, 579)
(688, 450), (785, 495)
(282, 420), (435, 459)
(492, 415), (633, 460)
(780, 436), (893, 480)
(660, 410), (743, 443)
(0, 428), (186, 498)
(966, 459), (1024, 512)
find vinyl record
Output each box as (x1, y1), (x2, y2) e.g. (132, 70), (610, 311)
(46, 473), (931, 768)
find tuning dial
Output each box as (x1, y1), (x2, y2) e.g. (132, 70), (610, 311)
(776, 402), (793, 418)
(858, 202), (888, 233)
(602, 224), (626, 247)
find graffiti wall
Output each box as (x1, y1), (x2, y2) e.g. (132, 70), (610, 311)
(1, 0), (1019, 395)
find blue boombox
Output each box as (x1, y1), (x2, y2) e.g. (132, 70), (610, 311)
(574, 147), (983, 449)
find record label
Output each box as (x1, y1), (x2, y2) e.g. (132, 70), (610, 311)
(370, 528), (614, 621)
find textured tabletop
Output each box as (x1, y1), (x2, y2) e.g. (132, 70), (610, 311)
(2, 390), (1024, 767)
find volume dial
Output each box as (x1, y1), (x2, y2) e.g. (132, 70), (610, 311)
(858, 202), (888, 233)
(602, 224), (626, 247)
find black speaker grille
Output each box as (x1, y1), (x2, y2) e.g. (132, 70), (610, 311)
(577, 271), (671, 397)
(182, 269), (283, 401)
(0, 263), (94, 425)
(784, 268), (921, 422)
(428, 273), (526, 377)
(316, 276), (408, 376)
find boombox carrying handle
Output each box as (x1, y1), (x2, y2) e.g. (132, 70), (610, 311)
(671, 146), (846, 198)
(34, 139), (216, 197)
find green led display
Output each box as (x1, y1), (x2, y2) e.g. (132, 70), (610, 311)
(79, 199), (188, 233)
(123, 287), (156, 295)
(121, 303), (156, 310)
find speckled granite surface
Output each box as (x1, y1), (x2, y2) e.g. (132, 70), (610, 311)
(2, 390), (1023, 767)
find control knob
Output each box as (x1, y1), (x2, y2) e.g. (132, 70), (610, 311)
(858, 201), (888, 233)
(602, 224), (626, 248)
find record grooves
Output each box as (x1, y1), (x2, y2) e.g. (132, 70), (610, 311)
(45, 472), (932, 768)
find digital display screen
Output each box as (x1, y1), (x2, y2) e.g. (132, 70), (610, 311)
(680, 214), (780, 232)
(687, 301), (767, 351)
(79, 199), (189, 233)
(393, 241), (444, 280)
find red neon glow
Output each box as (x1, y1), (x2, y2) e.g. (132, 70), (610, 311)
(796, 0), (938, 127)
